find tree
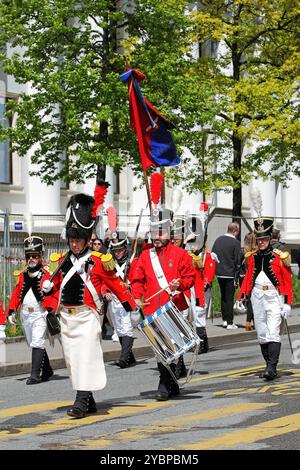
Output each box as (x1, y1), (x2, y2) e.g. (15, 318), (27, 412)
(167, 0), (300, 217)
(0, 0), (195, 186)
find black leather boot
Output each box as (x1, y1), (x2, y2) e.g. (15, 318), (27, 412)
(41, 350), (53, 382)
(175, 356), (187, 379)
(259, 343), (269, 378)
(67, 391), (91, 418)
(156, 362), (173, 401)
(197, 327), (209, 354)
(115, 336), (135, 368)
(169, 363), (180, 397)
(264, 342), (281, 381)
(26, 348), (44, 385)
(87, 393), (97, 414)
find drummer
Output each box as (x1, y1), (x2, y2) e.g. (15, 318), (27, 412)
(131, 208), (195, 401)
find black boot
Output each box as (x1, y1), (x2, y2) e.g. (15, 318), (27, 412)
(264, 342), (281, 381)
(41, 350), (53, 382)
(259, 343), (269, 378)
(115, 336), (135, 368)
(175, 356), (187, 379)
(197, 327), (209, 354)
(87, 393), (97, 414)
(26, 348), (44, 385)
(169, 363), (180, 397)
(67, 391), (91, 418)
(156, 362), (172, 401)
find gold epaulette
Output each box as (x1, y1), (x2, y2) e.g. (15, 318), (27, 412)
(273, 249), (291, 267)
(50, 253), (61, 262)
(13, 269), (22, 278)
(91, 251), (102, 258)
(244, 250), (257, 258)
(189, 253), (203, 269)
(49, 252), (63, 274)
(100, 253), (115, 271)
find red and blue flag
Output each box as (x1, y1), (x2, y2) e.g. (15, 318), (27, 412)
(120, 68), (180, 170)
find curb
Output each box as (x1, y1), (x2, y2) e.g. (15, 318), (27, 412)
(2, 324), (300, 378)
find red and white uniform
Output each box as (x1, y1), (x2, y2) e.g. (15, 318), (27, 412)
(102, 259), (138, 338)
(238, 249), (293, 344)
(131, 243), (195, 316)
(7, 265), (58, 349)
(49, 250), (136, 391)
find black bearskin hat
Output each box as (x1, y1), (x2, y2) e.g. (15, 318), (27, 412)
(65, 193), (95, 240)
(150, 208), (174, 232)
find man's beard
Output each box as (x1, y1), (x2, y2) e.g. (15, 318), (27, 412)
(153, 239), (168, 248)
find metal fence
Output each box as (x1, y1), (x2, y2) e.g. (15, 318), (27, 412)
(1, 210), (300, 308)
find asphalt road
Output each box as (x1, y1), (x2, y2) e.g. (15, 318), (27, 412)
(1, 334), (300, 451)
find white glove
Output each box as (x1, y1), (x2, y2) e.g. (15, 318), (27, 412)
(42, 280), (54, 293)
(8, 313), (16, 325)
(131, 309), (142, 328)
(0, 325), (6, 342)
(281, 304), (291, 319)
(234, 300), (247, 314)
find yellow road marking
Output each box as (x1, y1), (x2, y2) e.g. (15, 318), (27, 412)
(214, 380), (300, 397)
(190, 365), (265, 383)
(0, 402), (72, 418)
(177, 412), (300, 450)
(0, 401), (174, 440)
(64, 402), (277, 449)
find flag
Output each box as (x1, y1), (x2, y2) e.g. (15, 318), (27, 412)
(120, 68), (180, 170)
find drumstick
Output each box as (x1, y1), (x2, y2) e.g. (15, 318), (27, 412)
(144, 279), (180, 303)
(145, 288), (166, 302)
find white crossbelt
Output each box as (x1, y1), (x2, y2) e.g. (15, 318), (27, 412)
(150, 248), (172, 295)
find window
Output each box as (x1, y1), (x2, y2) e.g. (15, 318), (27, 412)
(0, 97), (11, 184)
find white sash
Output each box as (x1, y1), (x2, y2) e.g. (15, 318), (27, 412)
(149, 248), (171, 295)
(59, 252), (103, 313)
(115, 262), (126, 281)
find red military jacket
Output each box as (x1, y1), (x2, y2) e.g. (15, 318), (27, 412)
(203, 251), (217, 286)
(6, 265), (58, 314)
(0, 300), (5, 325)
(52, 251), (136, 312)
(131, 243), (195, 315)
(237, 249), (293, 304)
(101, 258), (138, 296)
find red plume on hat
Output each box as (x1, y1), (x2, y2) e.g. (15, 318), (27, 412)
(91, 182), (110, 218)
(150, 172), (164, 215)
(107, 205), (118, 239)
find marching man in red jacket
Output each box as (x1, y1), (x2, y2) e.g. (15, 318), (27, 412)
(238, 217), (293, 380)
(131, 208), (195, 401)
(6, 236), (57, 384)
(42, 193), (137, 418)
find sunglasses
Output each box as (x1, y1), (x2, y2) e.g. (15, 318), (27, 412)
(93, 242), (102, 246)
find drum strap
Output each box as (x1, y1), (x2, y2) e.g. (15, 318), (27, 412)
(150, 249), (171, 295)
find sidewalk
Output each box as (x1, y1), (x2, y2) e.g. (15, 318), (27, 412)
(1, 308), (300, 377)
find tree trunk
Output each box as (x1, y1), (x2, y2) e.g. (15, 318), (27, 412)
(232, 130), (242, 226)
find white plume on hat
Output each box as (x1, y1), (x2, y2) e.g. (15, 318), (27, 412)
(250, 186), (263, 217)
(25, 211), (34, 237)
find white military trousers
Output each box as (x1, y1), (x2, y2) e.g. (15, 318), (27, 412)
(107, 295), (134, 338)
(251, 287), (283, 344)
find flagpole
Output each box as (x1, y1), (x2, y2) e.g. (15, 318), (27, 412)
(143, 170), (152, 214)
